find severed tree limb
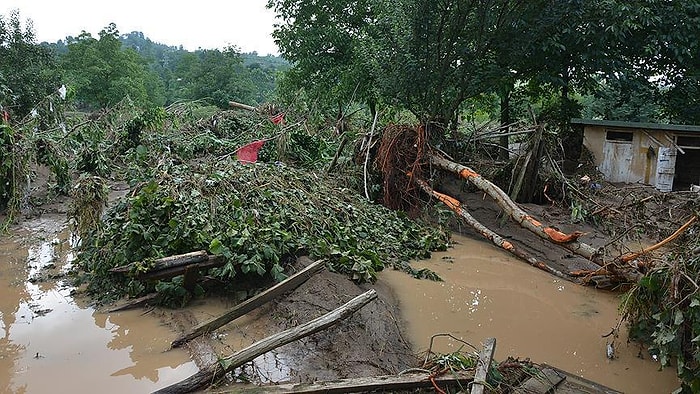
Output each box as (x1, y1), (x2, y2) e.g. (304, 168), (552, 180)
(429, 154), (603, 264)
(414, 178), (578, 283)
(620, 215), (697, 263)
(171, 258), (327, 348)
(154, 289), (378, 394)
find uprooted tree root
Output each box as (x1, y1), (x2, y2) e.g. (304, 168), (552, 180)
(375, 124), (427, 215)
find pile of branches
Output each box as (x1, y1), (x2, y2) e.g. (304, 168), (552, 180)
(74, 158), (448, 305)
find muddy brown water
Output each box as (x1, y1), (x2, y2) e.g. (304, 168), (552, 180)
(0, 216), (197, 393)
(382, 233), (681, 393)
(0, 215), (682, 393)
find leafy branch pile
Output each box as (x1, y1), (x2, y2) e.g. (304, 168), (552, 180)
(75, 158), (448, 305)
(622, 208), (700, 392)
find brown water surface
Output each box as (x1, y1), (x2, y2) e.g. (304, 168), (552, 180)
(0, 216), (196, 393)
(382, 234), (680, 393)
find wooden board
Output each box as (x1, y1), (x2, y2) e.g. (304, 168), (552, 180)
(513, 367), (565, 393)
(211, 370), (476, 394)
(471, 337), (496, 394)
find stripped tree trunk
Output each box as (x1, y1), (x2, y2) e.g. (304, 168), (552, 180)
(429, 154), (602, 264)
(414, 179), (578, 282)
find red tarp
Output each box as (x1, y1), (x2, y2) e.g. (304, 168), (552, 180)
(235, 140), (266, 163)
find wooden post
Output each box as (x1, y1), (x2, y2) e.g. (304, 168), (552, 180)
(154, 289), (378, 394)
(171, 258), (327, 348)
(471, 337), (496, 394)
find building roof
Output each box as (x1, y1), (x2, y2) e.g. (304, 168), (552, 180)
(571, 118), (700, 133)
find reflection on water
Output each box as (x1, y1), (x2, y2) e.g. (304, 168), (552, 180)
(0, 216), (197, 393)
(383, 234), (681, 394)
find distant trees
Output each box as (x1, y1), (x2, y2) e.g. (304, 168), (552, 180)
(0, 9), (60, 118)
(61, 23), (164, 109)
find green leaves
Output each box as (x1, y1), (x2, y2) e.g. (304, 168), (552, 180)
(76, 158), (448, 304)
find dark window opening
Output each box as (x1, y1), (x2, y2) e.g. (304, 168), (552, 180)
(677, 136), (700, 148)
(606, 130), (633, 142)
(674, 149), (700, 191)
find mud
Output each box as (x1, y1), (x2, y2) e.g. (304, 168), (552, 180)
(192, 262), (418, 388)
(382, 233), (680, 393)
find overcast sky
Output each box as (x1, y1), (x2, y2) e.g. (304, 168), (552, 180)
(1, 1), (280, 55)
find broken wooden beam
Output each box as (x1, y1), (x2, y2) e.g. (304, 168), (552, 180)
(471, 337), (496, 394)
(110, 250), (209, 274)
(154, 289), (378, 394)
(137, 255), (225, 281)
(104, 293), (159, 313)
(170, 258), (327, 348)
(229, 101), (257, 112)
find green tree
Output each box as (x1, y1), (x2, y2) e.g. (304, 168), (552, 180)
(61, 23), (164, 109)
(0, 9), (60, 118)
(268, 0), (379, 117)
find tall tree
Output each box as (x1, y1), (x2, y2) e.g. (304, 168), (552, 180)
(0, 10), (60, 118)
(268, 0), (379, 116)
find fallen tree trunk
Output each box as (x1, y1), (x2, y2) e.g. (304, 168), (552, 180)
(171, 258), (327, 348)
(414, 178), (578, 283)
(430, 154), (602, 263)
(154, 289), (378, 394)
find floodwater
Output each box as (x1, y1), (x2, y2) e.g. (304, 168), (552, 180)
(0, 214), (682, 393)
(382, 234), (681, 393)
(0, 216), (197, 394)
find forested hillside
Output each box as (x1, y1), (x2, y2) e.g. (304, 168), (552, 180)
(1, 10), (287, 117)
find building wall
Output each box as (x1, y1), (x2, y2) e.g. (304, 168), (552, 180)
(582, 125), (673, 186)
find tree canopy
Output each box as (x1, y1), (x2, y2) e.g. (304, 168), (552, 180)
(269, 0), (700, 130)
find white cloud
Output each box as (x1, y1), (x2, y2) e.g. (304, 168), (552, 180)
(1, 0), (279, 55)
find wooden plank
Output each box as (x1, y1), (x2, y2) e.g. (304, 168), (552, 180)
(211, 370), (476, 393)
(513, 367), (565, 394)
(154, 289), (378, 394)
(471, 337), (496, 394)
(170, 258), (327, 348)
